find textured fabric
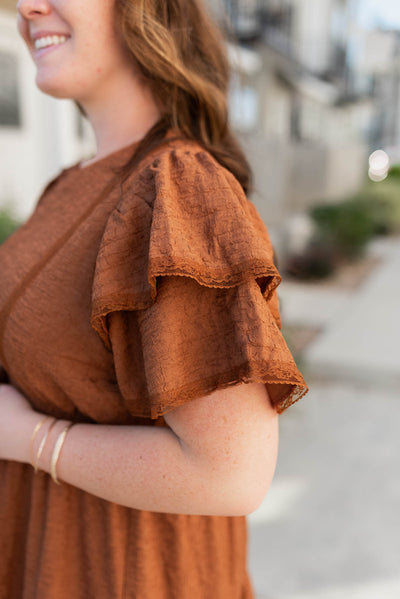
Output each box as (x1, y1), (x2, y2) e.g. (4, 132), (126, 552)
(0, 133), (307, 599)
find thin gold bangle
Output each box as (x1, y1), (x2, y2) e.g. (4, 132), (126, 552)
(50, 422), (74, 485)
(34, 418), (57, 473)
(29, 416), (50, 469)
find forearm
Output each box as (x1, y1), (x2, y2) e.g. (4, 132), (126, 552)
(3, 382), (277, 516)
(35, 418), (239, 516)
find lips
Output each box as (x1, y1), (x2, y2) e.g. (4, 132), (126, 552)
(30, 31), (71, 57)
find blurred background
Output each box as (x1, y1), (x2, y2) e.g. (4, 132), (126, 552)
(1, 0), (400, 597)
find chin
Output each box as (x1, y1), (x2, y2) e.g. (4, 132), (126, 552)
(35, 75), (78, 100)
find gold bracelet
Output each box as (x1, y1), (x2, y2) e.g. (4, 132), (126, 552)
(29, 416), (50, 469)
(50, 422), (74, 485)
(34, 418), (57, 473)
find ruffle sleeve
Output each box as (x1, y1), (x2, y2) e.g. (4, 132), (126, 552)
(90, 144), (308, 417)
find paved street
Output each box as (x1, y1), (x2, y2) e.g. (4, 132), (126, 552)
(248, 237), (400, 599)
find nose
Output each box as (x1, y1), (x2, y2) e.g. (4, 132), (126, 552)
(17, 0), (51, 19)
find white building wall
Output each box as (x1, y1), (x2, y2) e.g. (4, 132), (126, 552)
(0, 10), (94, 220)
(0, 2), (371, 231)
(290, 0), (334, 73)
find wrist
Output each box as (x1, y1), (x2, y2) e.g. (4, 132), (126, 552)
(15, 411), (52, 465)
(34, 418), (72, 476)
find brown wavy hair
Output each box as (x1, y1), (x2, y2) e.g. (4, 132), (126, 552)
(107, 0), (251, 194)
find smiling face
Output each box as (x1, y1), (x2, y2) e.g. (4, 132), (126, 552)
(16, 0), (134, 101)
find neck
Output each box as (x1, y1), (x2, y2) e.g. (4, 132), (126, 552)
(79, 71), (161, 163)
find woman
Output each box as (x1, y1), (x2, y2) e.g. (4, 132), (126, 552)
(0, 0), (307, 597)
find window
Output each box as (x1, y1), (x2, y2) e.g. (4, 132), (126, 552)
(0, 51), (21, 127)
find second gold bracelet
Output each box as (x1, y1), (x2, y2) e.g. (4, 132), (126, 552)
(50, 422), (74, 485)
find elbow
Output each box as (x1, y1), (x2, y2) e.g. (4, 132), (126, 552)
(209, 455), (278, 517)
(217, 436), (279, 517)
(225, 470), (276, 517)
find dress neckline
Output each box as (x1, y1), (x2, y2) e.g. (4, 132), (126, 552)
(62, 137), (142, 175)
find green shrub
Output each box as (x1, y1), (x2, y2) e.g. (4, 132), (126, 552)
(285, 237), (338, 280)
(359, 182), (400, 234)
(0, 208), (21, 245)
(387, 164), (400, 180)
(346, 192), (393, 235)
(286, 172), (400, 280)
(310, 199), (376, 259)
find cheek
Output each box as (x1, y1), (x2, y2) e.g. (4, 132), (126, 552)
(16, 16), (29, 45)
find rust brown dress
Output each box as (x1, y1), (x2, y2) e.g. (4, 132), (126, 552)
(0, 134), (307, 599)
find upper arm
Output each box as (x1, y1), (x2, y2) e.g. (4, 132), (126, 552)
(164, 382), (279, 514)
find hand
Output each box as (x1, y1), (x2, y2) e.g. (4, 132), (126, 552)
(0, 383), (40, 463)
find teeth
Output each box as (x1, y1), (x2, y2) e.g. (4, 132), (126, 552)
(34, 35), (68, 50)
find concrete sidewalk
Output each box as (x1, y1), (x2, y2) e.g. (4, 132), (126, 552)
(293, 237), (400, 386)
(248, 380), (400, 599)
(248, 236), (400, 599)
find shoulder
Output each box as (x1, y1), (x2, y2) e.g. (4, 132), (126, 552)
(105, 136), (279, 294)
(92, 136), (282, 350)
(33, 167), (69, 210)
(122, 136), (246, 213)
(151, 137), (239, 185)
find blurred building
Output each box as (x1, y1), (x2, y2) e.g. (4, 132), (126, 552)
(0, 2), (93, 219)
(211, 0), (390, 243)
(0, 0), (398, 235)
